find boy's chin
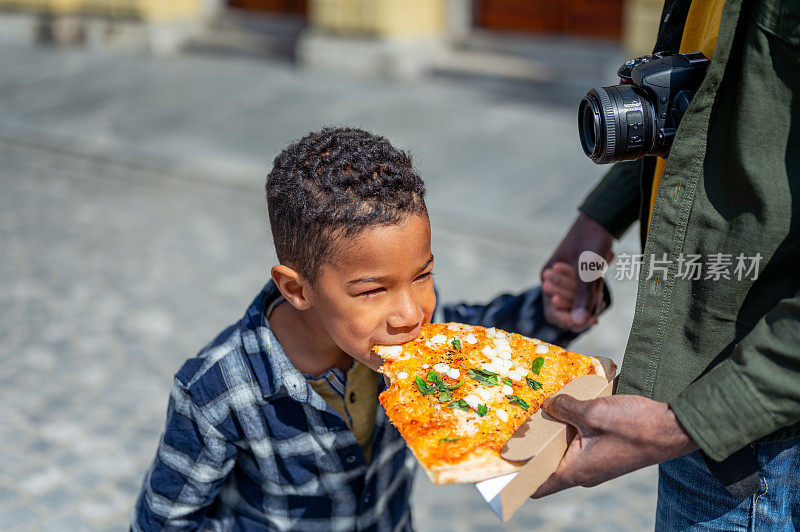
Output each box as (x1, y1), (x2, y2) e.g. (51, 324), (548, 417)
(351, 349), (384, 372)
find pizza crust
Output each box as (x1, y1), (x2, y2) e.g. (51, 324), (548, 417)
(588, 356), (617, 382)
(379, 344), (615, 384)
(418, 447), (526, 484)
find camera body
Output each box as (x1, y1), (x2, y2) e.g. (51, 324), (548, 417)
(579, 52), (710, 164)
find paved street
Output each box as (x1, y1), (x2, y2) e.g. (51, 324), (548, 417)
(0, 43), (652, 531)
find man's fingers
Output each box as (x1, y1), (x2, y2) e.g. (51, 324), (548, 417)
(530, 436), (583, 498)
(542, 394), (589, 430)
(593, 281), (607, 314)
(530, 470), (574, 499)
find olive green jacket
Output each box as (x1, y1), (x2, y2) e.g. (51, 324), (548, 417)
(580, 0), (800, 461)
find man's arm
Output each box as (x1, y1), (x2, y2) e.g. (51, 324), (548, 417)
(670, 287), (800, 461)
(578, 159), (644, 240)
(542, 160), (645, 332)
(668, 0), (800, 461)
(531, 394), (698, 498)
(532, 289), (800, 497)
(131, 380), (238, 531)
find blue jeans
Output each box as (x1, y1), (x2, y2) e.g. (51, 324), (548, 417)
(656, 438), (800, 530)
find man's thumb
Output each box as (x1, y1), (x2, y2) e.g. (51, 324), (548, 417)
(542, 394), (588, 429)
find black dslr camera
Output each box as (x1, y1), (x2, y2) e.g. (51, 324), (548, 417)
(578, 52), (710, 164)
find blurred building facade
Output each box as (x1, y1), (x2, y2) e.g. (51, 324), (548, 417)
(0, 0), (663, 72)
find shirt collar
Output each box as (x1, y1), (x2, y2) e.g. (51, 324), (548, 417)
(240, 281), (311, 403)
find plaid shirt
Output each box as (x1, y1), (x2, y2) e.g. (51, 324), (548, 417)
(132, 281), (573, 531)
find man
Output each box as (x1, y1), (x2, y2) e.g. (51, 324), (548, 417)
(535, 0), (800, 528)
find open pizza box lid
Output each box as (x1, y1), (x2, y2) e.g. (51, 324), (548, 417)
(475, 360), (617, 521)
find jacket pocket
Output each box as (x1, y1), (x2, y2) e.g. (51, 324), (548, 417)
(753, 0), (800, 47)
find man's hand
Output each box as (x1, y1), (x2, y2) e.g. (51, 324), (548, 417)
(542, 213), (614, 332)
(531, 394), (699, 498)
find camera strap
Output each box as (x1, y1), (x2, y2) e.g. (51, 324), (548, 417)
(653, 0), (694, 53)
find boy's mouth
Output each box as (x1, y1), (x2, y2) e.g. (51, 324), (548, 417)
(380, 333), (421, 347)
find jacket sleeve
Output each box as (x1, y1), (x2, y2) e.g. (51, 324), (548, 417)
(670, 287), (800, 461)
(579, 159), (644, 240)
(433, 285), (589, 348)
(131, 380), (238, 531)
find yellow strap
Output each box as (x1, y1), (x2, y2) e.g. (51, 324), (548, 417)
(647, 0), (726, 231)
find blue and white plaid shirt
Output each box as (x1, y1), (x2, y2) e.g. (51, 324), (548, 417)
(132, 281), (575, 531)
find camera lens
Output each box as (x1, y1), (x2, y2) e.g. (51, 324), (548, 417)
(579, 97), (601, 159)
(578, 85), (656, 164)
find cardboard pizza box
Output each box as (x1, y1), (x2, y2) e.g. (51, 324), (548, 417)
(475, 361), (617, 521)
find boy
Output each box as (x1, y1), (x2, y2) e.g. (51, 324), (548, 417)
(132, 127), (582, 531)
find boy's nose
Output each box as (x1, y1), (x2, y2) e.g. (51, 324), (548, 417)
(387, 293), (424, 332)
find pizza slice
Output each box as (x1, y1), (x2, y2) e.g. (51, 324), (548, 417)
(374, 322), (614, 484)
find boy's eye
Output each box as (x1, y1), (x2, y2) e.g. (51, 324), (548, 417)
(415, 271), (433, 282)
(358, 287), (385, 297)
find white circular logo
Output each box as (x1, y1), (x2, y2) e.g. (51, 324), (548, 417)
(578, 250), (609, 283)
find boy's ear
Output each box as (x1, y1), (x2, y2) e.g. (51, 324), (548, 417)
(271, 265), (313, 311)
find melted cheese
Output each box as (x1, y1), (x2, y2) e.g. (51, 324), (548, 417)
(430, 334), (448, 345)
(454, 410), (481, 436)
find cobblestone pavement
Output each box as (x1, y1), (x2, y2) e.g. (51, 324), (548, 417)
(0, 45), (653, 531)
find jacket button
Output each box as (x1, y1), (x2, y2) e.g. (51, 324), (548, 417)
(349, 391), (356, 403)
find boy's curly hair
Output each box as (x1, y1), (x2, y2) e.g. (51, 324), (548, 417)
(265, 127), (427, 281)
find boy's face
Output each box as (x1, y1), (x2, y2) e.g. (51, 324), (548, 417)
(307, 214), (436, 369)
